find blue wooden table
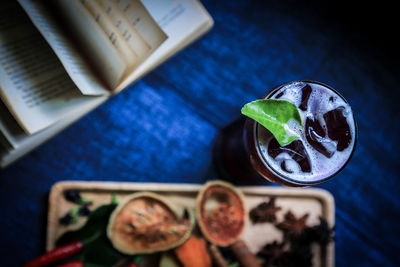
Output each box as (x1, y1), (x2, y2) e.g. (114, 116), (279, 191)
(1, 1), (399, 266)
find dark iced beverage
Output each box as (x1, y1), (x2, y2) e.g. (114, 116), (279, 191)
(244, 81), (357, 186)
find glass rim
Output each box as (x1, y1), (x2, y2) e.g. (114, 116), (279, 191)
(254, 80), (358, 186)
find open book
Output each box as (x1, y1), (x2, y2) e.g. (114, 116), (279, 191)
(0, 0), (213, 168)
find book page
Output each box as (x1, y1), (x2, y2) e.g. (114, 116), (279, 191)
(0, 131), (12, 151)
(80, 0), (138, 72)
(50, 0), (128, 90)
(97, 0), (151, 64)
(17, 0), (109, 96)
(0, 94), (107, 168)
(0, 1), (104, 134)
(115, 0), (213, 92)
(116, 0), (168, 53)
(0, 100), (26, 148)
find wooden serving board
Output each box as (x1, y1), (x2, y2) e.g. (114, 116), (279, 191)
(48, 181), (335, 267)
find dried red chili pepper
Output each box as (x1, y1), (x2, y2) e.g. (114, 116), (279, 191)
(56, 260), (83, 267)
(22, 241), (84, 267)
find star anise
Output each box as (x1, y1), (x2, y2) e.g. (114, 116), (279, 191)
(257, 240), (286, 265)
(308, 216), (335, 245)
(278, 247), (313, 267)
(249, 197), (281, 223)
(276, 211), (309, 239)
(257, 239), (313, 267)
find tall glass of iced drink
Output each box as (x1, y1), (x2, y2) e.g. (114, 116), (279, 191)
(214, 80), (357, 187)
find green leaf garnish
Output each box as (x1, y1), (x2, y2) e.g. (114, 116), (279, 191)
(241, 99), (302, 146)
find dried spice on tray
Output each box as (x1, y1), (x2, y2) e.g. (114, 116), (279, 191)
(196, 181), (246, 247)
(58, 189), (93, 226)
(107, 192), (195, 255)
(249, 197), (335, 267)
(249, 197), (281, 223)
(276, 211), (309, 239)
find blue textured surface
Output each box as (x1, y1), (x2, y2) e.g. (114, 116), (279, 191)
(1, 1), (400, 266)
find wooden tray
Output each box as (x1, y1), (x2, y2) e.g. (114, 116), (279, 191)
(48, 181), (335, 267)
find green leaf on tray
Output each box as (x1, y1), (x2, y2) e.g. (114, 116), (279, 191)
(56, 203), (123, 266)
(57, 203), (116, 246)
(241, 99), (302, 146)
(83, 234), (124, 266)
(111, 193), (118, 205)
